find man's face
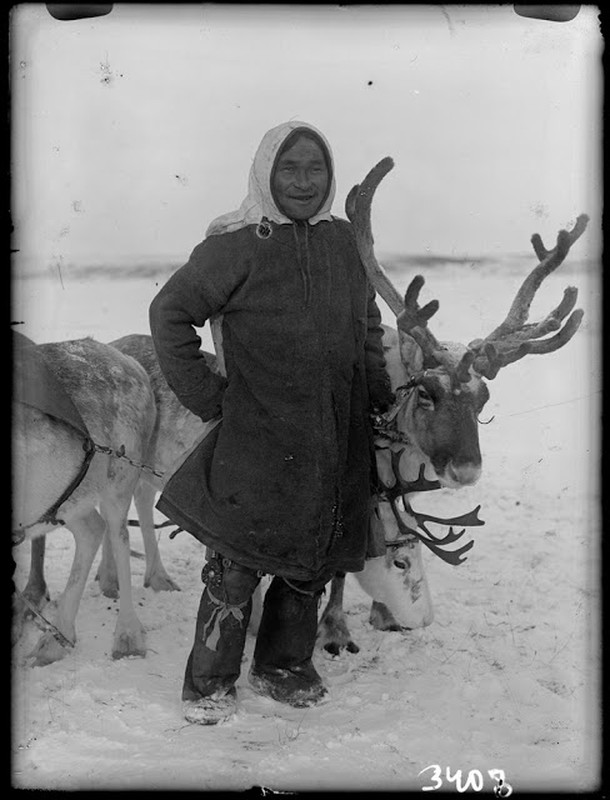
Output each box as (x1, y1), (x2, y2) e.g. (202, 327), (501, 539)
(272, 136), (330, 221)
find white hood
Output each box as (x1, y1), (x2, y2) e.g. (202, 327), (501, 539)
(206, 120), (337, 237)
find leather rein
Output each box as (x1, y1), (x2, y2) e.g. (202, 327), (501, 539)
(12, 433), (96, 545)
(370, 371), (427, 446)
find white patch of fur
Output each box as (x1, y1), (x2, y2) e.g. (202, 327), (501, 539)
(354, 498), (434, 629)
(354, 554), (434, 629)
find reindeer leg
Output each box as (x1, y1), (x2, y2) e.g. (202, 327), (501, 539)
(23, 536), (49, 607)
(95, 529), (119, 598)
(13, 535), (50, 643)
(136, 481), (180, 592)
(100, 491), (146, 660)
(317, 573), (360, 655)
(28, 511), (104, 666)
(249, 582), (264, 636)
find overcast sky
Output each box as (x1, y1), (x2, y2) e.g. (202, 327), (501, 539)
(10, 3), (603, 269)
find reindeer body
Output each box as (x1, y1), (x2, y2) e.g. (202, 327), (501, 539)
(13, 337), (156, 665)
(317, 157), (587, 655)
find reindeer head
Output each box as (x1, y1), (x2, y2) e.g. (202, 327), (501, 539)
(346, 157), (587, 490)
(381, 293), (491, 488)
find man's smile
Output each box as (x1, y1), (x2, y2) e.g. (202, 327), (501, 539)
(271, 135), (330, 220)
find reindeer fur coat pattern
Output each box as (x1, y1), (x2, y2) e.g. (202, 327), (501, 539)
(149, 123), (389, 582)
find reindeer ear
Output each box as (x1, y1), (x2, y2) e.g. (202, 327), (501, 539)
(398, 331), (424, 373)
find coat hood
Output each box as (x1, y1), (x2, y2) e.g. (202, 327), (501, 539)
(206, 121), (337, 237)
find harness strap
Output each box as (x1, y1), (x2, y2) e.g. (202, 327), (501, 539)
(371, 373), (425, 445)
(12, 436), (96, 543)
(16, 591), (75, 649)
(41, 437), (96, 526)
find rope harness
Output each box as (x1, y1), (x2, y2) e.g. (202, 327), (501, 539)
(12, 438), (95, 545)
(12, 434), (166, 544)
(370, 372), (425, 446)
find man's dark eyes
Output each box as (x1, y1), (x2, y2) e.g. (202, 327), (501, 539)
(280, 163), (326, 171)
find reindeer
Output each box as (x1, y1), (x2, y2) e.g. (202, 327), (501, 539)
(13, 332), (215, 644)
(12, 334), (156, 666)
(317, 157), (587, 654)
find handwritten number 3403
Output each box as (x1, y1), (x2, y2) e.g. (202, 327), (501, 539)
(419, 765), (513, 795)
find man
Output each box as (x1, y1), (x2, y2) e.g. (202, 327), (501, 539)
(149, 120), (393, 725)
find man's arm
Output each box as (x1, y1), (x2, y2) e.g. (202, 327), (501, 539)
(149, 240), (235, 421)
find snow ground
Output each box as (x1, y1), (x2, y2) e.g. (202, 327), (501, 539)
(11, 255), (602, 792)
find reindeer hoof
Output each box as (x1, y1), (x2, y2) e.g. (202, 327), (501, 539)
(322, 639), (360, 656)
(112, 646), (146, 660)
(98, 579), (119, 599)
(111, 628), (146, 660)
(13, 590), (51, 643)
(28, 632), (72, 667)
(111, 642), (147, 659)
(144, 573), (181, 592)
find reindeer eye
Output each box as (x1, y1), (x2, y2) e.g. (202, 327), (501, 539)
(417, 387), (434, 409)
(393, 558), (410, 570)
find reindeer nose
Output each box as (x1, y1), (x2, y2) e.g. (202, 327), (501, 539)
(445, 462), (481, 487)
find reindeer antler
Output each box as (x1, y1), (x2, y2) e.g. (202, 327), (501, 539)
(382, 455), (441, 502)
(388, 499), (479, 566)
(346, 157), (403, 315)
(380, 455), (484, 566)
(348, 160), (587, 381)
(468, 215), (588, 379)
(398, 274), (444, 362)
(347, 158), (443, 364)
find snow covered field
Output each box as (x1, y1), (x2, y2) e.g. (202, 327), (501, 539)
(11, 252), (601, 793)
